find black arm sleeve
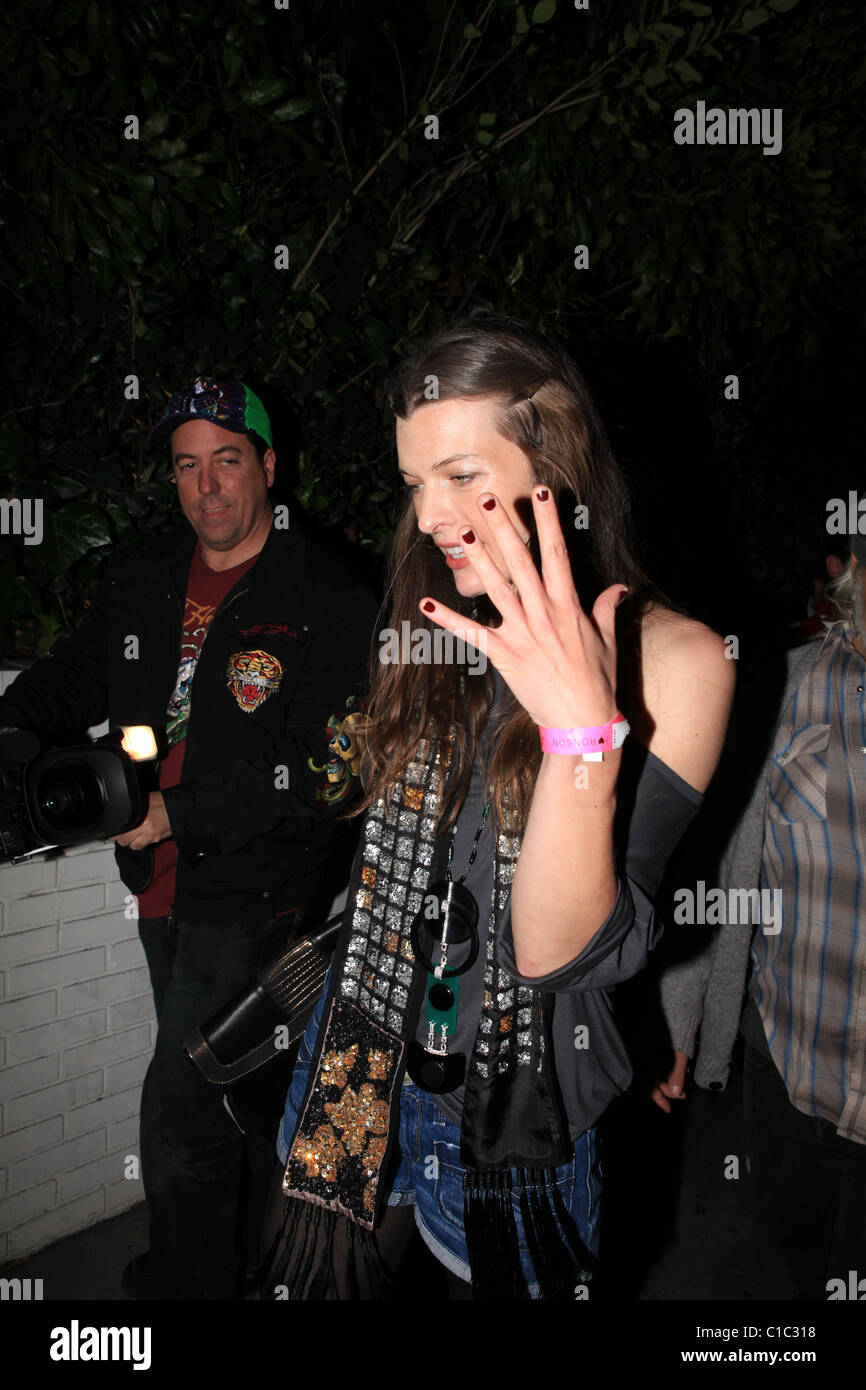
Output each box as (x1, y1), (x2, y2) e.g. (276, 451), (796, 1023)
(495, 748), (704, 993)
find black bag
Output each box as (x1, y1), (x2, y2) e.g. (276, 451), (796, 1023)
(183, 913), (343, 1134)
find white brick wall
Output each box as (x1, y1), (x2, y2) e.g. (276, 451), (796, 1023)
(0, 668), (353, 1264)
(0, 671), (151, 1260)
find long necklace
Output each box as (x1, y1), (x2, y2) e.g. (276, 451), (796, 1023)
(407, 794), (491, 1094)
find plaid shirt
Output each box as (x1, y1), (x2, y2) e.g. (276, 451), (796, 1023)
(753, 622), (866, 1143)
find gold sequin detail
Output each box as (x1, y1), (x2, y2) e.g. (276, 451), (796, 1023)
(404, 787), (424, 811)
(367, 1046), (393, 1081)
(364, 1134), (387, 1172)
(384, 931), (399, 954)
(499, 1014), (513, 1034)
(361, 866), (377, 886)
(325, 1084), (389, 1157)
(363, 1177), (378, 1214)
(292, 1123), (344, 1181)
(320, 1044), (359, 1089)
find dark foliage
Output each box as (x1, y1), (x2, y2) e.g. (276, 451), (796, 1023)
(1, 0), (862, 656)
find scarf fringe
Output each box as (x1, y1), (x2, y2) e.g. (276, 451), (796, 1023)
(260, 1195), (397, 1300)
(463, 1170), (528, 1300)
(464, 1167), (593, 1300)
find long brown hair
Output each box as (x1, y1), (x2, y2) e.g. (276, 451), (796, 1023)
(357, 315), (668, 835)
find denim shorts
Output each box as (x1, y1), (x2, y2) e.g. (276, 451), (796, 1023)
(278, 980), (602, 1296)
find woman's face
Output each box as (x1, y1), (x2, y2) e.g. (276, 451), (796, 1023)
(396, 396), (536, 600)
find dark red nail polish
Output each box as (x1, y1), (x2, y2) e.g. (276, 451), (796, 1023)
(461, 529), (475, 544)
(481, 498), (496, 511)
(536, 488), (549, 501)
(421, 600), (435, 612)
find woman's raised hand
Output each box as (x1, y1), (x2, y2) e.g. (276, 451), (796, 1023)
(420, 487), (627, 730)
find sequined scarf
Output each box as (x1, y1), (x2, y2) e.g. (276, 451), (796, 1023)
(275, 732), (592, 1298)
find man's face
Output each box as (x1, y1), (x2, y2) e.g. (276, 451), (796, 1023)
(170, 419), (275, 557)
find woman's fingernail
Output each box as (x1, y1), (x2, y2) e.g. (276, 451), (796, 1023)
(536, 487), (549, 502)
(421, 600), (435, 613)
(461, 528), (476, 544)
(481, 497), (496, 511)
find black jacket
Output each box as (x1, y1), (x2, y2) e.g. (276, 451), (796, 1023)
(0, 518), (379, 921)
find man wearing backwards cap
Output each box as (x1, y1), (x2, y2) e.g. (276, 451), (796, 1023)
(656, 506), (866, 1299)
(0, 377), (377, 1299)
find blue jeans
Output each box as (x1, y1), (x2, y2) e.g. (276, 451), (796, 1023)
(278, 979), (602, 1297)
(139, 908), (302, 1299)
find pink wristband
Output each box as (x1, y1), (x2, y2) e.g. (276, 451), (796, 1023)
(539, 714), (630, 760)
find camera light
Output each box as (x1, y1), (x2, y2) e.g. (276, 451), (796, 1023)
(120, 726), (159, 762)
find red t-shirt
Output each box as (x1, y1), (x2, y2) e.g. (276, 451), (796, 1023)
(137, 544), (258, 917)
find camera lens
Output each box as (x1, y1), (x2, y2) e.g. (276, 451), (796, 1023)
(37, 766), (104, 830)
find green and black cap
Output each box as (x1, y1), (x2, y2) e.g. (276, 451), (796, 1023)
(148, 376), (273, 450)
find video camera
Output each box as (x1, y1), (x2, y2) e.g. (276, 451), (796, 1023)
(0, 725), (161, 865)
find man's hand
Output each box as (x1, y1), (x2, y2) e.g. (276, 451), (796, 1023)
(651, 1050), (690, 1113)
(111, 791), (172, 850)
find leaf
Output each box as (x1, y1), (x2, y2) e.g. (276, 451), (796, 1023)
(515, 6), (530, 35)
(768, 0), (798, 9)
(223, 47), (242, 81)
(141, 111), (171, 139)
(476, 129), (494, 145)
(623, 22), (639, 48)
(478, 112), (497, 127)
(271, 97), (313, 122)
(50, 504), (112, 569)
(37, 52), (61, 82)
(741, 7), (771, 29)
(0, 577), (42, 621)
(51, 188), (76, 263)
(75, 205), (109, 258)
(162, 158), (205, 179)
(643, 66), (667, 87)
(242, 75), (289, 106)
(673, 59), (701, 83)
(54, 477), (88, 500)
(637, 85), (662, 113)
(506, 251), (525, 287)
(462, 23), (482, 38)
(531, 0), (556, 23)
(153, 139), (188, 159)
(62, 47), (91, 76)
